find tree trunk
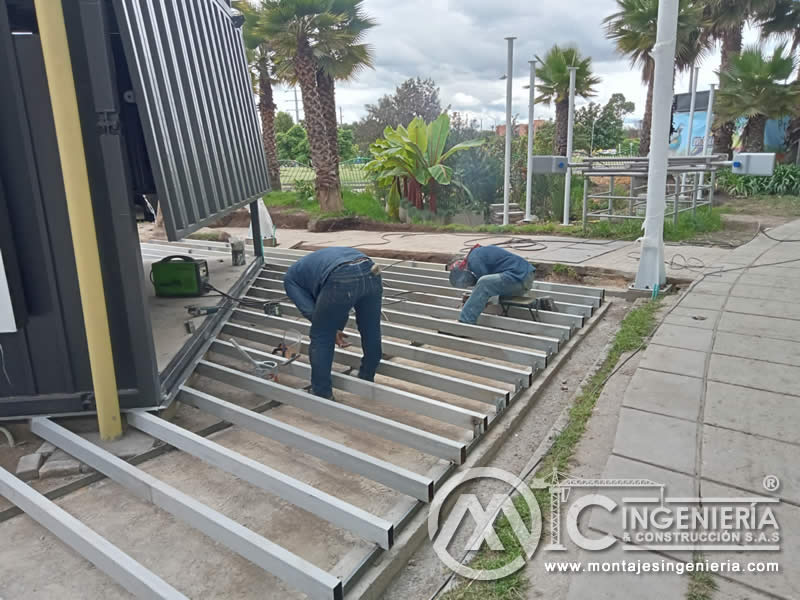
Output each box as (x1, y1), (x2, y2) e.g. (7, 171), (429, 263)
(555, 99), (568, 155)
(640, 68), (655, 156)
(258, 59), (281, 192)
(316, 70), (341, 187)
(293, 45), (342, 212)
(742, 115), (766, 152)
(429, 184), (437, 214)
(713, 25), (744, 157)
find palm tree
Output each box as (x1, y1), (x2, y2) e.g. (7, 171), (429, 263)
(236, 1), (282, 191)
(534, 45), (600, 155)
(604, 0), (707, 156)
(757, 0), (800, 156)
(263, 0), (347, 211)
(703, 0), (773, 156)
(715, 45), (800, 152)
(316, 0), (375, 184)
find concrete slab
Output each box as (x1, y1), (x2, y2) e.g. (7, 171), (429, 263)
(702, 426), (800, 505)
(622, 368), (703, 421)
(718, 312), (800, 342)
(650, 323), (714, 353)
(15, 453), (42, 481)
(705, 381), (800, 445)
(726, 296), (800, 321)
(590, 454), (697, 545)
(79, 429), (156, 460)
(565, 542), (688, 600)
(714, 331), (800, 368)
(691, 281), (733, 296)
(639, 344), (707, 379)
(700, 480), (800, 600)
(663, 307), (720, 330)
(708, 354), (800, 398)
(612, 408), (697, 475)
(732, 283), (800, 303)
(38, 450), (81, 479)
(677, 292), (727, 311)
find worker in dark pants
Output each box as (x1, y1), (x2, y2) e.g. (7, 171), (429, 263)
(283, 247), (383, 400)
(446, 245), (535, 324)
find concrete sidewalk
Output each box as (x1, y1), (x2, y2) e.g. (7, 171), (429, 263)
(565, 218), (800, 599)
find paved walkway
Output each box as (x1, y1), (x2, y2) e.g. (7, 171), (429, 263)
(204, 225), (733, 280)
(566, 218), (800, 599)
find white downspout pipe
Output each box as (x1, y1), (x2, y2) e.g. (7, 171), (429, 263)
(633, 0), (680, 291)
(697, 83), (716, 201)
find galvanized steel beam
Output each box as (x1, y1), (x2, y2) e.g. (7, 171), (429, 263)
(127, 411), (393, 549)
(179, 387), (433, 502)
(0, 465), (188, 600)
(209, 339), (488, 431)
(193, 361), (467, 464)
(30, 418), (342, 600)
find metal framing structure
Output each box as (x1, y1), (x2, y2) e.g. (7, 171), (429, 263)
(3, 244), (608, 598)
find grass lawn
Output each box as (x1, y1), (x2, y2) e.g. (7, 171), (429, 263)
(264, 188), (391, 222)
(280, 164), (369, 187)
(433, 206), (724, 243)
(718, 194), (800, 218)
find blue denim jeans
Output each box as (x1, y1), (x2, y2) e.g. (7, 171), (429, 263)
(309, 261), (382, 398)
(459, 271), (535, 324)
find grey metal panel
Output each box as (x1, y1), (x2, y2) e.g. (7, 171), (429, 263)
(0, 466), (188, 600)
(31, 418), (342, 600)
(112, 0), (270, 240)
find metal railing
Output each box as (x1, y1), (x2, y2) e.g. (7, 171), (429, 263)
(278, 158), (371, 191)
(577, 155), (721, 229)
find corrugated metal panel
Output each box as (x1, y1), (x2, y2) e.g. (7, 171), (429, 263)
(112, 0), (270, 240)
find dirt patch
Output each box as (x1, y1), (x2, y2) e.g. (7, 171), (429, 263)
(207, 207), (252, 228)
(307, 216), (443, 233)
(268, 205), (310, 229)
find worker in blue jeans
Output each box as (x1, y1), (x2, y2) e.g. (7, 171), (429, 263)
(283, 247), (382, 400)
(446, 245), (535, 324)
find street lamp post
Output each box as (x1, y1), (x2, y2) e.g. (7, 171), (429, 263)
(562, 66), (577, 226)
(590, 117), (597, 155)
(524, 59), (537, 222)
(503, 37), (516, 226)
(633, 0), (680, 291)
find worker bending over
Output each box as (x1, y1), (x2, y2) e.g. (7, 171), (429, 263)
(446, 245), (535, 325)
(283, 247), (383, 400)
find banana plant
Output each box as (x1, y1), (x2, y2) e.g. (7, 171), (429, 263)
(366, 113), (482, 215)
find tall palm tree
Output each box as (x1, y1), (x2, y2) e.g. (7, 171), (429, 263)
(263, 0), (348, 211)
(236, 1), (282, 191)
(703, 0), (773, 156)
(316, 0), (375, 184)
(534, 45), (600, 155)
(604, 0), (707, 156)
(758, 0), (800, 155)
(715, 44), (800, 152)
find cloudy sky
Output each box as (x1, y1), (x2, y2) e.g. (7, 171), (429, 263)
(272, 0), (764, 129)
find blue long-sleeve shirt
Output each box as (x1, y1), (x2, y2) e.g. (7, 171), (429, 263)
(283, 247), (367, 320)
(467, 246), (534, 282)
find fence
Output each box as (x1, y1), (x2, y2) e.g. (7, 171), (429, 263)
(577, 156), (719, 229)
(278, 158), (371, 191)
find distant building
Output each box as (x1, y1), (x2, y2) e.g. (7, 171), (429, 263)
(495, 120), (545, 137)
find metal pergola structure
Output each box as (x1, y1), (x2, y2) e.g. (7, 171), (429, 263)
(2, 244), (608, 599)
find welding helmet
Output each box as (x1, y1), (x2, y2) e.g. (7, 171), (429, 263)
(446, 252), (478, 289)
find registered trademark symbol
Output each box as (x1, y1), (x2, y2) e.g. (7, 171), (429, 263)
(763, 475), (781, 493)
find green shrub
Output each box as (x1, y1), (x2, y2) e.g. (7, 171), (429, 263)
(716, 164), (800, 197)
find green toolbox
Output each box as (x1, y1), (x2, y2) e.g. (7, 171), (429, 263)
(150, 255), (209, 297)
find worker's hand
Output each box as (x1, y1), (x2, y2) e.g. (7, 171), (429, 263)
(335, 331), (351, 348)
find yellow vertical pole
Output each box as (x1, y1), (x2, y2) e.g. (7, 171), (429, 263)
(33, 0), (122, 439)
